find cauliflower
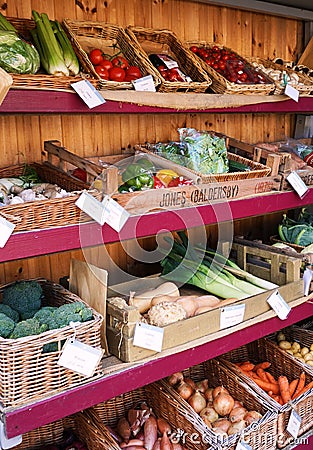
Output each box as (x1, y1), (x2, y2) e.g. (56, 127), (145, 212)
(147, 301), (186, 327)
(0, 312), (15, 338)
(2, 280), (43, 320)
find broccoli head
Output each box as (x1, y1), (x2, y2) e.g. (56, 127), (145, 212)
(2, 280), (43, 320)
(0, 313), (15, 338)
(57, 302), (93, 322)
(33, 306), (58, 329)
(10, 318), (48, 339)
(0, 303), (19, 323)
(49, 311), (82, 330)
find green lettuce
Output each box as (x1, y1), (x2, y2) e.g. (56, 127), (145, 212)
(0, 30), (40, 74)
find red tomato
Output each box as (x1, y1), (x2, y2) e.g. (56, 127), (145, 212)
(89, 48), (104, 66)
(99, 59), (113, 70)
(109, 67), (126, 82)
(72, 168), (87, 182)
(125, 66), (142, 80)
(94, 65), (109, 80)
(190, 46), (199, 54)
(111, 56), (129, 69)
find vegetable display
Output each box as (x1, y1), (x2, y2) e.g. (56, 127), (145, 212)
(0, 13), (40, 74)
(278, 208), (313, 247)
(276, 331), (313, 367)
(148, 54), (192, 82)
(168, 371), (262, 437)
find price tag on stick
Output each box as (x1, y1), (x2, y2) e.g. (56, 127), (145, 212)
(220, 304), (245, 329)
(58, 337), (103, 377)
(0, 216), (15, 247)
(287, 409), (301, 439)
(267, 290), (291, 320)
(133, 322), (164, 352)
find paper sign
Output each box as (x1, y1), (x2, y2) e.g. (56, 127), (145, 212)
(0, 216), (15, 247)
(102, 195), (130, 231)
(0, 421), (22, 449)
(75, 191), (107, 225)
(133, 322), (164, 352)
(287, 409), (301, 439)
(220, 304), (245, 329)
(303, 267), (313, 296)
(58, 338), (103, 377)
(267, 290), (291, 320)
(71, 80), (106, 108)
(286, 171), (309, 198)
(236, 441), (252, 450)
(132, 75), (156, 92)
(284, 83), (299, 102)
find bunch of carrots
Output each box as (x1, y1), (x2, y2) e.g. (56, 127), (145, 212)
(234, 361), (313, 406)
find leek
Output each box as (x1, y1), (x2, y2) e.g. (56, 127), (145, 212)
(0, 12), (17, 32)
(51, 20), (79, 75)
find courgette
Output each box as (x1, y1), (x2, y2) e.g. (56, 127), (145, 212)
(228, 159), (250, 172)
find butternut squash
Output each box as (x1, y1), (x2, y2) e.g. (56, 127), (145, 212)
(130, 282), (180, 313)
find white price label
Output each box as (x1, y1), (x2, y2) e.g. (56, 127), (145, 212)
(303, 267), (313, 296)
(0, 216), (15, 247)
(71, 80), (106, 109)
(286, 171), (309, 198)
(133, 322), (164, 352)
(284, 83), (299, 102)
(0, 421), (22, 449)
(58, 338), (103, 377)
(236, 441), (252, 450)
(287, 409), (301, 439)
(102, 195), (130, 231)
(75, 191), (107, 225)
(132, 75), (156, 92)
(220, 304), (245, 330)
(267, 290), (291, 320)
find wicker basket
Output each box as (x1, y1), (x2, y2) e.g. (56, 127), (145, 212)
(247, 57), (313, 95)
(159, 358), (278, 450)
(92, 382), (205, 450)
(0, 141), (103, 233)
(0, 67), (13, 105)
(219, 338), (313, 448)
(185, 41), (275, 95)
(136, 141), (272, 183)
(2, 17), (98, 91)
(14, 411), (107, 450)
(126, 27), (212, 93)
(62, 20), (161, 91)
(0, 278), (103, 408)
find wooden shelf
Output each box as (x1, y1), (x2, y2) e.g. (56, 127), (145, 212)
(4, 300), (312, 438)
(2, 89), (313, 114)
(1, 189), (313, 262)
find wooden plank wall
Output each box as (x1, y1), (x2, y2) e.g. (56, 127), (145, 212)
(0, 0), (304, 284)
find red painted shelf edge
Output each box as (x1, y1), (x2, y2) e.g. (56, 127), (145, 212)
(4, 301), (313, 438)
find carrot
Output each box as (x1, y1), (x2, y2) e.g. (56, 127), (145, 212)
(239, 362), (255, 372)
(295, 380), (313, 398)
(257, 368), (269, 382)
(252, 377), (280, 394)
(289, 379), (299, 398)
(278, 376), (291, 404)
(265, 372), (278, 384)
(273, 395), (284, 406)
(253, 362), (271, 372)
(291, 372), (306, 400)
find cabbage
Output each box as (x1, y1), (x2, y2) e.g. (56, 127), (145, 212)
(0, 30), (40, 74)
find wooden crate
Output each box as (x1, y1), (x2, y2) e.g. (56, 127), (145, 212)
(106, 242), (304, 362)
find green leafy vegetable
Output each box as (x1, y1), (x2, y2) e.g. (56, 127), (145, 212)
(0, 30), (40, 74)
(278, 208), (313, 247)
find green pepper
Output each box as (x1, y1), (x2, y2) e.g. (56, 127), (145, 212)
(136, 157), (155, 172)
(122, 163), (143, 182)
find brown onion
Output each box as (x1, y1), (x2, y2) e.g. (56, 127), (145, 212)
(229, 406), (247, 423)
(157, 418), (171, 435)
(188, 390), (207, 413)
(244, 410), (263, 425)
(212, 385), (230, 399)
(196, 379), (209, 392)
(168, 372), (184, 386)
(204, 387), (214, 402)
(212, 418), (231, 434)
(200, 406), (219, 423)
(176, 381), (193, 400)
(227, 420), (247, 435)
(213, 393), (235, 416)
(233, 400), (244, 408)
(184, 377), (197, 390)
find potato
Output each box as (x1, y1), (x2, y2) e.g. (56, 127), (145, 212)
(278, 340), (292, 350)
(277, 332), (286, 342)
(291, 342), (301, 353)
(304, 352), (313, 362)
(301, 347), (309, 356)
(293, 352), (303, 358)
(310, 344), (313, 352)
(286, 349), (294, 355)
(306, 360), (313, 367)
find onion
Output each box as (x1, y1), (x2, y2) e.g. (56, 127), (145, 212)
(212, 418), (231, 434)
(204, 388), (214, 402)
(212, 385), (229, 399)
(227, 419), (246, 435)
(244, 410), (262, 425)
(188, 390), (207, 413)
(176, 298), (197, 317)
(168, 372), (184, 386)
(196, 379), (209, 392)
(233, 400), (243, 408)
(157, 418), (171, 435)
(200, 406), (219, 424)
(229, 406), (247, 423)
(176, 381), (193, 400)
(213, 393), (235, 416)
(184, 377), (197, 390)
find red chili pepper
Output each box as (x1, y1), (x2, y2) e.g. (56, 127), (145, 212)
(153, 176), (166, 189)
(168, 177), (193, 187)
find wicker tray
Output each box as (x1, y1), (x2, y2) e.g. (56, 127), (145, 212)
(185, 41), (275, 95)
(137, 141), (272, 183)
(63, 20), (161, 91)
(91, 382), (205, 450)
(159, 358), (278, 450)
(247, 57), (313, 95)
(0, 141), (103, 233)
(2, 17), (98, 91)
(126, 27), (212, 93)
(219, 338), (313, 448)
(0, 278), (103, 408)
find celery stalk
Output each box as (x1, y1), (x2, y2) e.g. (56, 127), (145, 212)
(0, 12), (17, 32)
(51, 20), (79, 75)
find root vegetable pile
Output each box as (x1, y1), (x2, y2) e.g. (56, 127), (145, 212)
(276, 331), (313, 367)
(168, 372), (262, 437)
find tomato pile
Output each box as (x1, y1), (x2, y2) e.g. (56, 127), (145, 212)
(190, 45), (270, 84)
(148, 54), (191, 82)
(88, 48), (142, 82)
